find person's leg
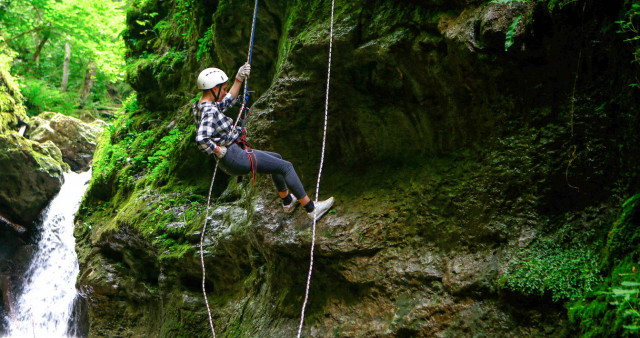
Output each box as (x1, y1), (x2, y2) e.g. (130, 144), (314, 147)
(256, 150), (290, 195)
(252, 149), (309, 201)
(259, 151), (312, 205)
(223, 146), (333, 218)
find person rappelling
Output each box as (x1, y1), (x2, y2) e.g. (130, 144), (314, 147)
(192, 64), (335, 222)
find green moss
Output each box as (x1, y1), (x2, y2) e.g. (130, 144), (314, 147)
(0, 42), (27, 132)
(602, 194), (640, 268)
(31, 140), (71, 174)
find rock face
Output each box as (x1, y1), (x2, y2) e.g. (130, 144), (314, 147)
(76, 0), (639, 337)
(29, 112), (104, 172)
(0, 133), (67, 226)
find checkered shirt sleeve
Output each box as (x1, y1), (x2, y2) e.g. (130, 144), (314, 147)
(194, 94), (242, 155)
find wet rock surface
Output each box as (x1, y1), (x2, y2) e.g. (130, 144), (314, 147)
(0, 133), (66, 226)
(28, 112), (103, 172)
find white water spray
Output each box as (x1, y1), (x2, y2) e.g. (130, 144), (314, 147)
(6, 170), (91, 338)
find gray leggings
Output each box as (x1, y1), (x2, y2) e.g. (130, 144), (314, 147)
(219, 143), (308, 199)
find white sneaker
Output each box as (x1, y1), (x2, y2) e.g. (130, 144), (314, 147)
(307, 197), (335, 222)
(283, 194), (298, 214)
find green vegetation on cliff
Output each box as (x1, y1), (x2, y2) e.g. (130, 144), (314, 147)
(0, 38), (27, 132)
(569, 195), (640, 336)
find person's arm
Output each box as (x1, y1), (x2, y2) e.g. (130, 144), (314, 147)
(228, 78), (243, 99)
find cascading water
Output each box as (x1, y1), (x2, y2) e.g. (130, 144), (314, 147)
(5, 170), (91, 338)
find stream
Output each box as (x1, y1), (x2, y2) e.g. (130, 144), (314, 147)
(4, 170), (91, 338)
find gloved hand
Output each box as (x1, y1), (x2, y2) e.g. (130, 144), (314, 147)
(215, 145), (227, 159)
(236, 63), (251, 82)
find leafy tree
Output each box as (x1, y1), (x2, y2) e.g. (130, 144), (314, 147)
(0, 0), (128, 116)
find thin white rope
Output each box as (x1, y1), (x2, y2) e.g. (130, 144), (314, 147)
(199, 1), (259, 337)
(297, 0), (335, 336)
(200, 163), (219, 338)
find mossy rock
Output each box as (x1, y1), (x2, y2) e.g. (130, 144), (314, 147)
(602, 194), (640, 268)
(0, 63), (27, 133)
(0, 133), (68, 225)
(28, 113), (104, 171)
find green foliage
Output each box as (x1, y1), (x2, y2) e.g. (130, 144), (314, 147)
(0, 0), (128, 115)
(616, 0), (640, 86)
(0, 37), (15, 72)
(602, 194), (640, 270)
(0, 0), (127, 80)
(0, 39), (26, 119)
(196, 28), (214, 61)
(567, 195), (640, 336)
(175, 0), (195, 40)
(569, 262), (640, 337)
(501, 238), (601, 301)
(153, 48), (186, 78)
(146, 128), (187, 185)
(122, 92), (139, 113)
(18, 77), (77, 116)
(505, 15), (522, 51)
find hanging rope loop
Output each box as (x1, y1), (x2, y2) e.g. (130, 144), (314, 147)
(297, 0), (335, 336)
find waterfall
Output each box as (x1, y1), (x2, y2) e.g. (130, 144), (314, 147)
(6, 170), (91, 338)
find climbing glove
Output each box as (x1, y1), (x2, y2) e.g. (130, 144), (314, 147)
(236, 63), (251, 82)
(215, 145), (227, 159)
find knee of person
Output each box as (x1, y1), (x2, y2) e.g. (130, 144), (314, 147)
(283, 160), (294, 173)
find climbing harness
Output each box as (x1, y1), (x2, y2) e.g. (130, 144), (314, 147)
(199, 1), (259, 337)
(235, 106), (258, 184)
(297, 0), (335, 336)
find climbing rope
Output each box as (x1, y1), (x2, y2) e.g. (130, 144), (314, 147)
(234, 0), (259, 125)
(200, 164), (219, 338)
(297, 0), (335, 336)
(199, 1), (259, 337)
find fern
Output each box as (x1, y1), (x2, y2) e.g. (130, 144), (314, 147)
(505, 15), (523, 51)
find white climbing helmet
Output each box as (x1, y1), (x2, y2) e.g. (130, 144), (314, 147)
(197, 68), (228, 90)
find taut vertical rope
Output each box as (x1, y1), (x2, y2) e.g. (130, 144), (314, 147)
(234, 0), (259, 126)
(200, 1), (259, 337)
(297, 0), (335, 336)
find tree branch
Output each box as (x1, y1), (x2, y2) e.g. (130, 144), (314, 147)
(6, 25), (49, 42)
(0, 214), (26, 234)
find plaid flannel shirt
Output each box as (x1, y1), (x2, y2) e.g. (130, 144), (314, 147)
(193, 93), (242, 155)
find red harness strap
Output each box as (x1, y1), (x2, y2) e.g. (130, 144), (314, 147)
(236, 107), (257, 185)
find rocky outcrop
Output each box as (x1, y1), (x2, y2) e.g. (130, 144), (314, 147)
(0, 133), (68, 226)
(76, 0), (639, 336)
(28, 112), (104, 171)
